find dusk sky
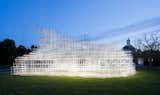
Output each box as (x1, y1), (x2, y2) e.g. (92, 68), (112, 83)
(0, 0), (160, 47)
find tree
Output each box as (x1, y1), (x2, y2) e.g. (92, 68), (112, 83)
(135, 32), (160, 51)
(0, 38), (34, 66)
(0, 39), (17, 65)
(31, 45), (38, 51)
(17, 45), (31, 56)
(134, 31), (160, 66)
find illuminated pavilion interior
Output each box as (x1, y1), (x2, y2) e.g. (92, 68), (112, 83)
(12, 30), (136, 78)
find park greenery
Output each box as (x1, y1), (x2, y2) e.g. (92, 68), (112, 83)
(132, 32), (160, 66)
(0, 67), (160, 95)
(0, 39), (37, 66)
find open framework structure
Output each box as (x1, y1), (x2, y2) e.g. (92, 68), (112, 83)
(12, 29), (136, 78)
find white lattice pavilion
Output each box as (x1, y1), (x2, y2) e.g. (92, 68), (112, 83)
(12, 30), (136, 78)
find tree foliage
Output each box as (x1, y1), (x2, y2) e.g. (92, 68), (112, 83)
(0, 39), (17, 65)
(0, 38), (36, 66)
(133, 32), (160, 66)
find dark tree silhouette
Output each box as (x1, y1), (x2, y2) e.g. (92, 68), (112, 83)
(0, 39), (17, 65)
(133, 32), (160, 66)
(0, 38), (33, 66)
(17, 45), (30, 56)
(31, 45), (38, 51)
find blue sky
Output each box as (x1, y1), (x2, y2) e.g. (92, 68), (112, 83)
(0, 0), (160, 47)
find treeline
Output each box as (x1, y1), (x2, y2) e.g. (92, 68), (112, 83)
(132, 32), (160, 66)
(133, 50), (160, 66)
(0, 38), (37, 66)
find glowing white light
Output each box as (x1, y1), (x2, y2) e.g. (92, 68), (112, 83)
(11, 29), (136, 78)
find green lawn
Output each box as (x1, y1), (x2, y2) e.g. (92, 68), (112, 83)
(0, 67), (160, 95)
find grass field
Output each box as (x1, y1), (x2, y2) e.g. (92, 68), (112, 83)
(0, 67), (160, 95)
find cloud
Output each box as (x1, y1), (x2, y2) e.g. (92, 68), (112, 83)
(77, 17), (160, 43)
